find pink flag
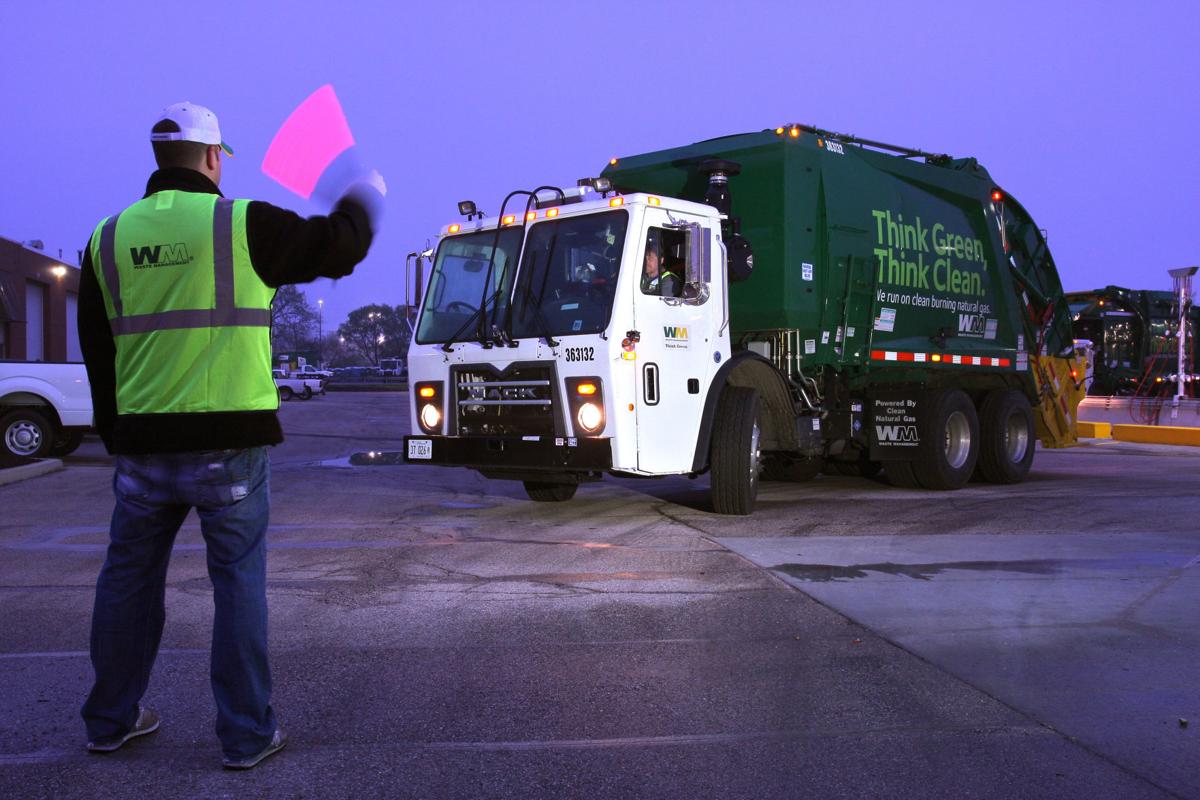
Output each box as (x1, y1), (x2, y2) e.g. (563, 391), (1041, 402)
(261, 85), (356, 199)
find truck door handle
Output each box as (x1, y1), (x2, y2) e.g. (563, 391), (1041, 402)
(643, 363), (660, 406)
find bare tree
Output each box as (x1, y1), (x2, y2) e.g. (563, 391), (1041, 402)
(271, 285), (319, 352)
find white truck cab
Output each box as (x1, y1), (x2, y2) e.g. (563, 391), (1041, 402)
(404, 186), (734, 499)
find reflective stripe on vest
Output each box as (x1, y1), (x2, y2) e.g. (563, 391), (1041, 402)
(90, 193), (277, 415)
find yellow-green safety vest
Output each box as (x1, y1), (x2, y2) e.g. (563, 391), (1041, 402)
(89, 191), (278, 415)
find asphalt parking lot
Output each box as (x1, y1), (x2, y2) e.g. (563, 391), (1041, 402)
(1, 392), (1198, 799)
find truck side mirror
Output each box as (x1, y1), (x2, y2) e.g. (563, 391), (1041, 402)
(726, 233), (753, 283)
(679, 224), (712, 305)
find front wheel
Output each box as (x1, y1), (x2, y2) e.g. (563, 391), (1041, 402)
(1, 408), (55, 463)
(524, 481), (578, 502)
(710, 386), (762, 515)
(976, 390), (1035, 483)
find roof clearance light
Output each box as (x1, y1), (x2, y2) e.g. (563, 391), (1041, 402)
(448, 223), (461, 234)
(547, 208), (559, 218)
(647, 196), (661, 206)
(775, 127), (785, 135)
(610, 158), (618, 166)
(931, 353), (943, 362)
(991, 189), (1004, 202)
(609, 197), (624, 208)
(418, 386), (436, 398)
(501, 214), (516, 225)
(526, 211), (537, 221)
(789, 126), (801, 138)
(576, 382), (598, 396)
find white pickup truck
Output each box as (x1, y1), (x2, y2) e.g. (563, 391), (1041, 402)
(272, 369), (324, 401)
(0, 361), (93, 464)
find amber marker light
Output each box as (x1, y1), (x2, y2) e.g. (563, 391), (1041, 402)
(576, 382), (598, 396)
(526, 211), (537, 221)
(418, 386), (436, 398)
(448, 223), (461, 233)
(609, 197), (624, 207)
(931, 353), (943, 362)
(647, 196), (661, 206)
(501, 214), (516, 225)
(546, 208), (559, 218)
(789, 126), (801, 138)
(610, 158), (618, 166)
(775, 127), (785, 135)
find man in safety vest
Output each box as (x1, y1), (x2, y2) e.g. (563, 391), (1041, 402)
(77, 101), (384, 769)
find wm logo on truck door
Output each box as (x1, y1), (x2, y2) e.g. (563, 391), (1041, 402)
(875, 424), (919, 444)
(130, 243), (192, 269)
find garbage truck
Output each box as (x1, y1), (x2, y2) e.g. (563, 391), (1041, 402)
(403, 124), (1084, 514)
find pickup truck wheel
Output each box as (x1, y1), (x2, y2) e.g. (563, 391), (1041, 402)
(912, 389), (979, 490)
(49, 430), (85, 457)
(761, 453), (822, 482)
(976, 390), (1035, 483)
(1, 409), (54, 461)
(279, 386), (294, 401)
(523, 481), (578, 502)
(710, 386), (761, 515)
(299, 386), (313, 400)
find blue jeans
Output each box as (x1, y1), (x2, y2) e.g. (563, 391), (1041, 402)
(81, 447), (278, 760)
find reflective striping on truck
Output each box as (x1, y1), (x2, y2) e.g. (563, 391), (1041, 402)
(870, 350), (1011, 367)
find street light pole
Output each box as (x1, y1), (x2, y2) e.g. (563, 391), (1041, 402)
(317, 298), (324, 367)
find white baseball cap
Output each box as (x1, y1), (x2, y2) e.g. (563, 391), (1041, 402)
(150, 101), (234, 156)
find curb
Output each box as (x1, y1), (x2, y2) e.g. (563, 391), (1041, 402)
(1111, 424), (1200, 447)
(1077, 421), (1112, 439)
(0, 459), (65, 487)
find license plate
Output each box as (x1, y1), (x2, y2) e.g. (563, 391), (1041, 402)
(407, 439), (433, 460)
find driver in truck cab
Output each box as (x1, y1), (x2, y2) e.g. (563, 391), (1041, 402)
(640, 234), (680, 297)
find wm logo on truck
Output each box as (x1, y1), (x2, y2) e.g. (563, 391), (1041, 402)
(875, 424), (919, 444)
(130, 243), (192, 269)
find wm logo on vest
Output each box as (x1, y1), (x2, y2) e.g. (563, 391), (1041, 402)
(130, 243), (192, 269)
(663, 325), (689, 350)
(875, 424), (919, 444)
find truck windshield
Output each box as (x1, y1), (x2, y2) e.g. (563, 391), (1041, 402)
(415, 228), (525, 344)
(509, 210), (627, 340)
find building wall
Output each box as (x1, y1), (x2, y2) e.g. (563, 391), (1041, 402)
(0, 237), (82, 362)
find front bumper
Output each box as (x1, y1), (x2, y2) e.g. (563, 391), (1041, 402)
(403, 434), (612, 474)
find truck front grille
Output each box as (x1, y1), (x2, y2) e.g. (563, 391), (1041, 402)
(454, 365), (558, 436)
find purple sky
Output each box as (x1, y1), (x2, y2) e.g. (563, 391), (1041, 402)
(2, 2), (1197, 331)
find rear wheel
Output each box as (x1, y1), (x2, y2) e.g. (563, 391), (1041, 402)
(299, 386), (313, 400)
(1, 409), (54, 463)
(976, 390), (1036, 483)
(278, 386), (294, 401)
(884, 459), (922, 488)
(523, 481), (579, 502)
(710, 386), (762, 515)
(912, 389), (979, 490)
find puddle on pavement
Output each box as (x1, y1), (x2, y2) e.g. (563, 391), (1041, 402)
(316, 451), (406, 468)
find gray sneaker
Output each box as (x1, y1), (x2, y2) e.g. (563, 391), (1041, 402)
(223, 727), (287, 770)
(87, 706), (160, 753)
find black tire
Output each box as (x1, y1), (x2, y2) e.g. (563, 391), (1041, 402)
(49, 430), (85, 457)
(279, 386), (294, 401)
(884, 459), (922, 488)
(523, 481), (579, 502)
(976, 389), (1036, 484)
(710, 386), (762, 515)
(300, 386), (313, 400)
(1, 408), (55, 462)
(912, 389), (979, 490)
(761, 453), (822, 482)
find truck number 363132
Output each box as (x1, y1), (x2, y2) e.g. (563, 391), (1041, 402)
(564, 347), (595, 362)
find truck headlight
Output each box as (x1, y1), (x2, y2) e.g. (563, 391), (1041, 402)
(415, 381), (444, 433)
(577, 402), (603, 433)
(566, 377), (604, 436)
(420, 403), (442, 431)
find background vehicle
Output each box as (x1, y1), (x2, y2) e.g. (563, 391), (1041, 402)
(0, 361), (92, 464)
(378, 357), (407, 378)
(404, 125), (1084, 514)
(272, 369), (322, 401)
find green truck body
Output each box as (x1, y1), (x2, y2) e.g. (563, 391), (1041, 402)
(603, 128), (1075, 392)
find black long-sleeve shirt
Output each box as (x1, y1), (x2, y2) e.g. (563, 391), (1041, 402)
(79, 167), (376, 454)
